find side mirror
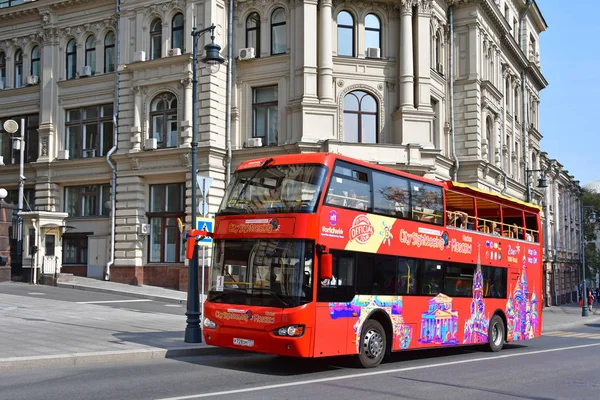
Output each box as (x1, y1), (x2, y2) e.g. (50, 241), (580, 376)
(319, 252), (333, 280)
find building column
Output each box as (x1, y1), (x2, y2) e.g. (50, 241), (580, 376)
(399, 0), (414, 109)
(415, 0), (432, 110)
(38, 29), (59, 163)
(301, 0), (318, 102)
(318, 0), (334, 103)
(181, 77), (193, 146)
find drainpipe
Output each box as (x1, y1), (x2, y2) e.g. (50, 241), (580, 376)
(225, 0), (234, 187)
(499, 53), (508, 195)
(449, 5), (459, 181)
(105, 0), (120, 281)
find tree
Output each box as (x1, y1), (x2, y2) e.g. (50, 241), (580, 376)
(581, 190), (600, 285)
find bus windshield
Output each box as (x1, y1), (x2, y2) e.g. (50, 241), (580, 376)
(218, 164), (328, 214)
(208, 239), (314, 307)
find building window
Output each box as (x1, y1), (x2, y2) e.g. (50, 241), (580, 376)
(31, 46), (41, 77)
(514, 87), (519, 122)
(0, 114), (39, 164)
(337, 11), (354, 57)
(65, 104), (114, 159)
(14, 49), (22, 88)
(7, 189), (35, 211)
(252, 86), (278, 146)
(150, 93), (178, 148)
(271, 8), (286, 55)
(172, 13), (184, 51)
(65, 184), (111, 217)
(434, 32), (441, 71)
(486, 116), (493, 163)
(343, 91), (377, 143)
(246, 12), (260, 57)
(0, 52), (5, 88)
(85, 35), (96, 74)
(365, 13), (381, 55)
(104, 32), (115, 73)
(63, 235), (88, 264)
(150, 18), (162, 60)
(148, 183), (185, 263)
(66, 39), (77, 79)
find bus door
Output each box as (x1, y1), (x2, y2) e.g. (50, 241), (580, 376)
(313, 253), (356, 357)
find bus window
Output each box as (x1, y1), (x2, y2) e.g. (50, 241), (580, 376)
(317, 251), (355, 302)
(482, 266), (507, 298)
(397, 258), (418, 295)
(444, 264), (474, 297)
(325, 176), (371, 211)
(372, 171), (409, 218)
(410, 182), (443, 225)
(356, 253), (396, 295)
(421, 261), (443, 295)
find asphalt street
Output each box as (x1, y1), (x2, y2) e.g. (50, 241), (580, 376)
(0, 283), (185, 315)
(1, 324), (599, 400)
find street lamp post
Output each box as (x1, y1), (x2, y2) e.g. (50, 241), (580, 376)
(579, 201), (596, 317)
(525, 168), (548, 203)
(185, 22), (225, 344)
(2, 118), (25, 273)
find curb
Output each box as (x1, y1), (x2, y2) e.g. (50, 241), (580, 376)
(56, 282), (187, 305)
(0, 346), (226, 371)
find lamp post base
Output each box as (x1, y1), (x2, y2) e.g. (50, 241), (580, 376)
(582, 307), (589, 317)
(185, 325), (203, 343)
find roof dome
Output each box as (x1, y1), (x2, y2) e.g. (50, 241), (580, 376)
(583, 181), (600, 193)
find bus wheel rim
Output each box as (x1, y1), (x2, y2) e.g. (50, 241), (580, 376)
(363, 329), (383, 359)
(492, 322), (502, 346)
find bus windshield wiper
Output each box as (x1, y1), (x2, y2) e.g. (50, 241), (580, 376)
(231, 157), (274, 208)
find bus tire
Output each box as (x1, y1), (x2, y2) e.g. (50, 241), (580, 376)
(358, 319), (386, 368)
(487, 314), (505, 352)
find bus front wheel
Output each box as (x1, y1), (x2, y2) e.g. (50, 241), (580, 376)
(487, 314), (505, 352)
(358, 319), (386, 368)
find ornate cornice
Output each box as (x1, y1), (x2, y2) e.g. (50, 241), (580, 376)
(141, 0), (185, 18)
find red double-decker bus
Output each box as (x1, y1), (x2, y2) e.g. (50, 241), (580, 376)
(201, 153), (542, 367)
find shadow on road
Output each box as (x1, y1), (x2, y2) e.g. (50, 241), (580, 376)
(585, 323), (600, 329)
(172, 343), (528, 376)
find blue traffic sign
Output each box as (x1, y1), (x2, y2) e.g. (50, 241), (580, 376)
(196, 217), (214, 247)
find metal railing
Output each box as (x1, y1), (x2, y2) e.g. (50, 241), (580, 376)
(42, 256), (59, 277)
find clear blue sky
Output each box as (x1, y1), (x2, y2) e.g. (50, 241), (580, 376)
(539, 0), (600, 186)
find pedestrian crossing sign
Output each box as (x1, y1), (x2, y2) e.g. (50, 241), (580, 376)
(195, 217), (214, 247)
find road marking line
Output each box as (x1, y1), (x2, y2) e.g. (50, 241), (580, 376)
(27, 292), (46, 296)
(155, 342), (600, 400)
(544, 332), (577, 337)
(164, 304), (182, 307)
(76, 299), (154, 304)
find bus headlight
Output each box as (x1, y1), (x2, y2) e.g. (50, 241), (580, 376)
(273, 324), (305, 337)
(203, 317), (217, 329)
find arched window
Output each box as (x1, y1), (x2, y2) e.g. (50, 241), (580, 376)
(31, 46), (41, 77)
(337, 11), (354, 56)
(365, 13), (381, 55)
(66, 39), (77, 79)
(171, 13), (184, 51)
(246, 12), (260, 57)
(85, 35), (96, 74)
(271, 8), (286, 55)
(0, 52), (5, 88)
(14, 49), (23, 88)
(150, 18), (162, 60)
(343, 91), (377, 143)
(486, 116), (493, 163)
(150, 93), (178, 148)
(104, 32), (116, 73)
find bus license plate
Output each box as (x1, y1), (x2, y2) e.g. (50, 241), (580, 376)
(233, 338), (254, 347)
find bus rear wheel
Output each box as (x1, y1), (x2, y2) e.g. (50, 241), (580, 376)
(487, 314), (505, 352)
(358, 319), (386, 368)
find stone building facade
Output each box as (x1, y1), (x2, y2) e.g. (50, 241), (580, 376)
(0, 0), (583, 303)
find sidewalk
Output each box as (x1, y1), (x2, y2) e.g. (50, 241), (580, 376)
(2, 277), (600, 371)
(0, 279), (216, 371)
(541, 300), (600, 332)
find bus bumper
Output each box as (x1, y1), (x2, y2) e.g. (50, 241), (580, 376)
(203, 326), (312, 357)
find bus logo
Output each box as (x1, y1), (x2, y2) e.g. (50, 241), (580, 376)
(350, 215), (374, 244)
(329, 210), (338, 226)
